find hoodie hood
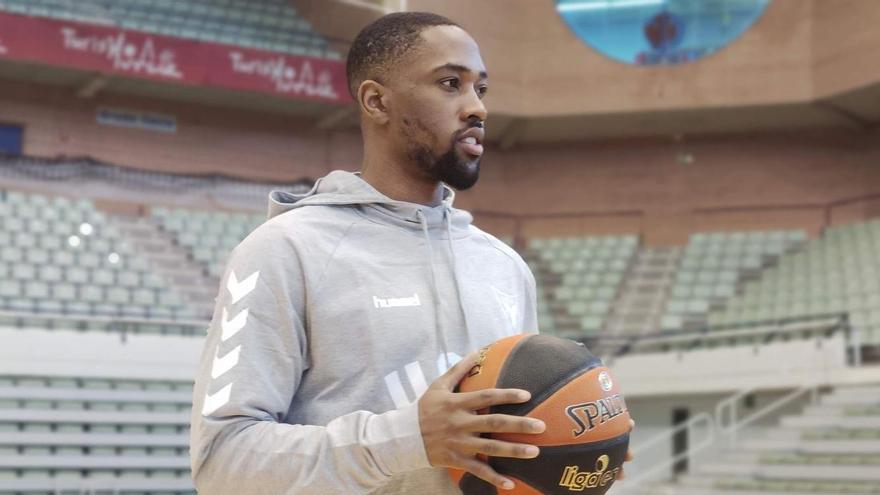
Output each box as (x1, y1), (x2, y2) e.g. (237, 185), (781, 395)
(268, 170), (473, 233)
(269, 169), (477, 372)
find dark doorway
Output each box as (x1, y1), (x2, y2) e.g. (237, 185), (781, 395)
(672, 408), (689, 475)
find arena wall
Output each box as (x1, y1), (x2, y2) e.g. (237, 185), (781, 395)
(2, 78), (878, 245)
(411, 0), (880, 116)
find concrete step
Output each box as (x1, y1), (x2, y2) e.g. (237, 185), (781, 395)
(651, 474), (877, 495)
(780, 415), (880, 429)
(739, 438), (880, 454)
(802, 405), (880, 417)
(821, 386), (880, 406)
(696, 461), (880, 482)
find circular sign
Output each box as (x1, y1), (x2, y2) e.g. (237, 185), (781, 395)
(555, 0), (771, 66)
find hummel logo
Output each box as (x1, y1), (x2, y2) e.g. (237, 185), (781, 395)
(202, 383), (232, 416)
(220, 307), (248, 341)
(373, 293), (421, 309)
(227, 270), (259, 305)
(492, 286), (519, 330)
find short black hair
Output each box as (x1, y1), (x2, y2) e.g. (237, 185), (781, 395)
(346, 12), (460, 99)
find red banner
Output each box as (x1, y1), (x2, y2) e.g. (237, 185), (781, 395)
(0, 11), (351, 105)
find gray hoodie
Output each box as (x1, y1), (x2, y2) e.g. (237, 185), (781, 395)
(189, 170), (537, 494)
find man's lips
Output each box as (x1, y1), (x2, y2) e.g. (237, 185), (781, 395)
(456, 127), (485, 157)
(457, 139), (483, 157)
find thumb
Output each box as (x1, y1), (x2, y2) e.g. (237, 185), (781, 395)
(434, 350), (481, 391)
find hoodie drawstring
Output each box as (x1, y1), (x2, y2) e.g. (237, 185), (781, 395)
(416, 208), (472, 371)
(417, 210), (451, 370)
(443, 207), (471, 357)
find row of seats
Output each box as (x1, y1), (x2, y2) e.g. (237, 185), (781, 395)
(0, 190), (198, 323)
(529, 235), (639, 337)
(708, 220), (880, 344)
(661, 229), (808, 331)
(4, 187), (880, 348)
(0, 0), (342, 60)
(0, 375), (194, 494)
(152, 206), (263, 279)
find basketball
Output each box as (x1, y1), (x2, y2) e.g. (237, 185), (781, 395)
(449, 334), (631, 495)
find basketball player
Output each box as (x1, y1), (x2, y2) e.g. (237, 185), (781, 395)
(190, 12), (631, 494)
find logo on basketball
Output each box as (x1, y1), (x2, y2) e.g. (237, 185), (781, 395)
(598, 370), (613, 391)
(565, 394), (628, 437)
(558, 454), (620, 491)
(466, 345), (490, 378)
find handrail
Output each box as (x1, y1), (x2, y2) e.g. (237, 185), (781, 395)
(618, 380), (828, 492)
(716, 382), (821, 449)
(602, 312), (846, 347)
(603, 313), (856, 365)
(615, 412), (716, 494)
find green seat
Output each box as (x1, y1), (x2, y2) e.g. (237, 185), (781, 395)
(1, 246), (23, 263)
(53, 284), (76, 302)
(24, 281), (50, 299)
(133, 288), (156, 306)
(12, 263), (35, 281)
(0, 280), (22, 298)
(65, 267), (89, 284)
(107, 287), (131, 305)
(92, 268), (115, 285)
(80, 285), (104, 303)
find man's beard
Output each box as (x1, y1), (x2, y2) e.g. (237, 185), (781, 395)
(409, 139), (481, 191)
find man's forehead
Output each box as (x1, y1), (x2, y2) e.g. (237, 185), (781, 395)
(412, 25), (487, 77)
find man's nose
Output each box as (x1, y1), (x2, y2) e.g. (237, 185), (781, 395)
(461, 88), (488, 123)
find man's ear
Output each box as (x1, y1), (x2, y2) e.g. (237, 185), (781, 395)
(358, 80), (390, 126)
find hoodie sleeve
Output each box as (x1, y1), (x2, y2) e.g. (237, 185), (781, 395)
(189, 219), (431, 495)
(522, 260), (539, 335)
(517, 255), (539, 333)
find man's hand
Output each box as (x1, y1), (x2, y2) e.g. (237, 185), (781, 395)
(616, 418), (636, 480)
(418, 352), (546, 491)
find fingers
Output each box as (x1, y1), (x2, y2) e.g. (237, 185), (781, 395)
(456, 388), (531, 409)
(455, 437), (540, 459)
(457, 455), (517, 491)
(460, 413), (546, 435)
(433, 351), (481, 391)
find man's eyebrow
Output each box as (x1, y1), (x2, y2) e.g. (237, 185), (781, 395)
(432, 63), (488, 79)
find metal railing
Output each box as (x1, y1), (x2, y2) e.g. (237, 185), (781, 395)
(616, 343), (857, 494)
(0, 309), (208, 340)
(602, 312), (858, 366)
(617, 411), (715, 493)
(716, 382), (822, 449)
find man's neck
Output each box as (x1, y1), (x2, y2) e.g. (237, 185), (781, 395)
(361, 155), (445, 207)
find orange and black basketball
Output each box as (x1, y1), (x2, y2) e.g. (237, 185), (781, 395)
(450, 333), (631, 495)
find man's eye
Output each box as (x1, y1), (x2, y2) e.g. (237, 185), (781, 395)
(478, 86), (488, 98)
(441, 79), (460, 90)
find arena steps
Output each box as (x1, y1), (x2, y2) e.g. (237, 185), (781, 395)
(644, 474), (880, 495)
(738, 438), (880, 454)
(820, 385), (880, 405)
(113, 215), (215, 319)
(637, 383), (880, 495)
(780, 415), (880, 429)
(696, 458), (880, 480)
(603, 247), (681, 341)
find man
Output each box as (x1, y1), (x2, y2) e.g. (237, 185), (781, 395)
(190, 12), (628, 494)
